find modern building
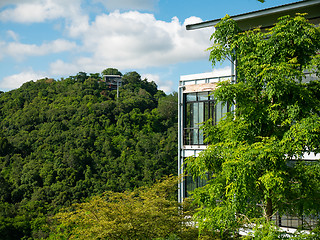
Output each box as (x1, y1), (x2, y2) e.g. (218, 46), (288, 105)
(102, 75), (122, 98)
(178, 71), (234, 202)
(178, 0), (320, 230)
(103, 75), (122, 90)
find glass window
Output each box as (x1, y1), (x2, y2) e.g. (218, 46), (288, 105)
(184, 91), (230, 145)
(198, 92), (209, 101)
(216, 101), (228, 124)
(196, 79), (206, 84)
(186, 93), (197, 101)
(184, 80), (195, 85)
(198, 102), (204, 144)
(184, 92), (215, 145)
(184, 171), (210, 197)
(209, 92), (215, 100)
(216, 101), (222, 124)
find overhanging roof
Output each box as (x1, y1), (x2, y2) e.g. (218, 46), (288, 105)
(186, 0), (320, 31)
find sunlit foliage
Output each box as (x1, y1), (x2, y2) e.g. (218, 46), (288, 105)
(186, 14), (320, 239)
(47, 176), (201, 240)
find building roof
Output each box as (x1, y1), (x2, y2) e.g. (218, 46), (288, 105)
(186, 0), (320, 31)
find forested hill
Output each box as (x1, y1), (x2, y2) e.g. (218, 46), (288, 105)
(0, 69), (178, 239)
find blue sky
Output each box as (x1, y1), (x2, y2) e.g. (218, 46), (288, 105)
(0, 0), (297, 93)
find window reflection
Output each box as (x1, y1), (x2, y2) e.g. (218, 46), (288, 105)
(183, 92), (228, 145)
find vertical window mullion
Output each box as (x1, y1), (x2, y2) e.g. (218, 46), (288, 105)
(199, 102), (204, 144)
(193, 102), (199, 144)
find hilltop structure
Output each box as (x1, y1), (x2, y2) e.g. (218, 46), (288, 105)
(102, 74), (122, 97)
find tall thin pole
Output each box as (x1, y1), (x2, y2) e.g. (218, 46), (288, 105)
(116, 79), (119, 99)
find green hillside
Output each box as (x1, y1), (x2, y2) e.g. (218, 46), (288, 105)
(0, 69), (178, 239)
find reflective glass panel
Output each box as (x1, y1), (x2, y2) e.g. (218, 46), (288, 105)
(198, 92), (209, 101)
(186, 93), (197, 102)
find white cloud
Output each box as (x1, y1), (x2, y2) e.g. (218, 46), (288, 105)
(0, 1), (214, 93)
(1, 1), (62, 23)
(141, 73), (173, 93)
(6, 30), (19, 41)
(0, 0), (36, 8)
(211, 66), (232, 77)
(49, 12), (212, 76)
(50, 59), (79, 76)
(94, 0), (158, 11)
(0, 0), (88, 31)
(1, 1), (212, 71)
(0, 70), (47, 90)
(0, 41), (5, 60)
(2, 39), (77, 61)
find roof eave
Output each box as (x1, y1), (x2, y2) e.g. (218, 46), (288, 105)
(186, 0), (320, 31)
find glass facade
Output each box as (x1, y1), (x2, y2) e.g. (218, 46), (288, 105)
(177, 72), (234, 203)
(183, 91), (228, 145)
(181, 90), (319, 228)
(184, 170), (210, 198)
(272, 213), (319, 230)
(182, 91), (229, 197)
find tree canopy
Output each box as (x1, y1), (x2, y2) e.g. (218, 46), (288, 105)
(102, 68), (123, 76)
(47, 176), (201, 240)
(0, 70), (178, 239)
(186, 14), (320, 239)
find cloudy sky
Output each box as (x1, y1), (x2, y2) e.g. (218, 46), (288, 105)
(0, 0), (296, 93)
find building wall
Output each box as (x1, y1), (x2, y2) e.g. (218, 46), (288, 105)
(177, 71), (320, 229)
(178, 71), (234, 202)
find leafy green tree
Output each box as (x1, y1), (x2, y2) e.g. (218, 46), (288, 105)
(122, 71), (158, 96)
(0, 136), (11, 156)
(102, 67), (122, 76)
(0, 69), (178, 239)
(47, 176), (200, 240)
(75, 72), (88, 83)
(157, 92), (178, 127)
(186, 14), (320, 238)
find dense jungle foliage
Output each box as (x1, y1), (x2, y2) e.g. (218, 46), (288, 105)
(0, 69), (178, 239)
